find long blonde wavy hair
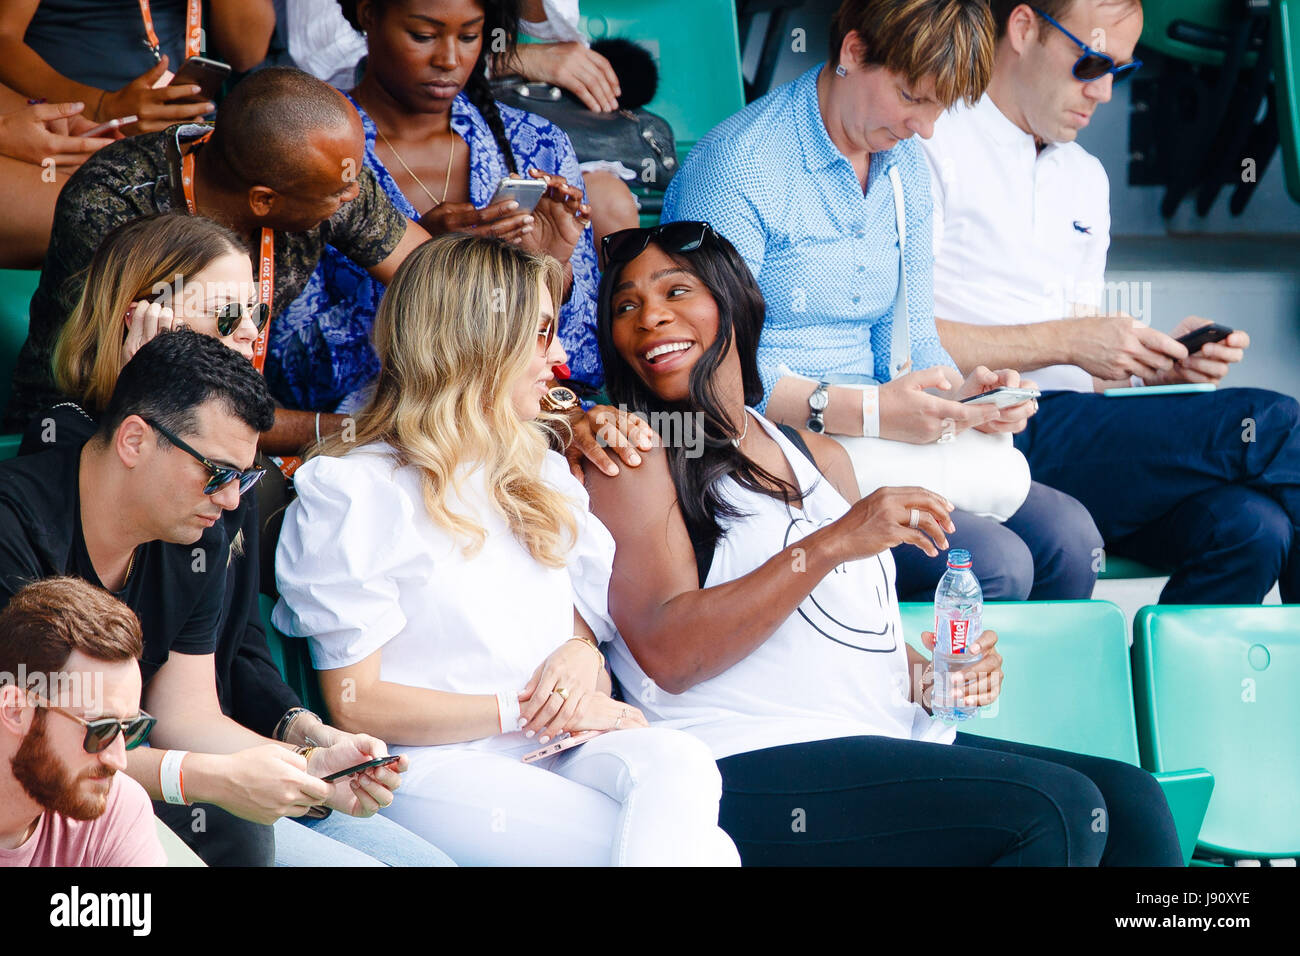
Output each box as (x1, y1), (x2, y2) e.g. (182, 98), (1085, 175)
(53, 212), (249, 416)
(318, 233), (575, 568)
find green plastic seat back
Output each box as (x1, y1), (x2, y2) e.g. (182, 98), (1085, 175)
(1274, 0), (1300, 204)
(258, 594), (328, 717)
(580, 0), (744, 160)
(1140, 0), (1244, 66)
(898, 600), (1140, 762)
(1133, 605), (1300, 858)
(0, 269), (38, 413)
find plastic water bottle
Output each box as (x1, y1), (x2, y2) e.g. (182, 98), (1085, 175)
(932, 549), (983, 722)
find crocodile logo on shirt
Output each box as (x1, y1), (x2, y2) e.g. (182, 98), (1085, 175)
(1072, 220), (1092, 234)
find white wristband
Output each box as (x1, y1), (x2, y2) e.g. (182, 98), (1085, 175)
(159, 750), (189, 805)
(860, 385), (880, 438)
(496, 690), (521, 735)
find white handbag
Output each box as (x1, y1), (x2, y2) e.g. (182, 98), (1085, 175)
(829, 166), (1031, 522)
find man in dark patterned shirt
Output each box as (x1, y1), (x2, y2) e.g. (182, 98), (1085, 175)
(3, 68), (435, 450)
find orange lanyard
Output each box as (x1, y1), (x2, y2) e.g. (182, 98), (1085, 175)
(180, 133), (274, 375)
(139, 0), (203, 62)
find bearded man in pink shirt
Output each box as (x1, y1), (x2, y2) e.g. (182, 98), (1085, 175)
(0, 577), (165, 867)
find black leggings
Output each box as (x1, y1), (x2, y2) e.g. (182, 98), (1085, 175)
(716, 733), (1182, 866)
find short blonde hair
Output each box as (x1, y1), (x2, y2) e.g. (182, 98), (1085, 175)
(828, 0), (995, 107)
(317, 234), (574, 568)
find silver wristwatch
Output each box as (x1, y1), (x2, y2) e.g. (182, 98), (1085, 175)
(807, 381), (830, 433)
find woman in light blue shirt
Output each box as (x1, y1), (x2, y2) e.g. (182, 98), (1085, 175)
(662, 0), (1100, 601)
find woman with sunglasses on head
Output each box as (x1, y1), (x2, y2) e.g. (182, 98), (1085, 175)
(659, 0), (1103, 604)
(274, 0), (636, 423)
(584, 222), (1182, 866)
(21, 213), (454, 868)
(273, 233), (738, 866)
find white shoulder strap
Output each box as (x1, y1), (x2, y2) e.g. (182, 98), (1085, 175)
(887, 165), (911, 378)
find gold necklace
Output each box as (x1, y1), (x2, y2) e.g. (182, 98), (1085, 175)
(375, 125), (456, 207)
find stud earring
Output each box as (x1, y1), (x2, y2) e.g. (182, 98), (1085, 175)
(835, 64), (847, 77)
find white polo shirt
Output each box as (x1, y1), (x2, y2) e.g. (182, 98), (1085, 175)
(922, 94), (1111, 392)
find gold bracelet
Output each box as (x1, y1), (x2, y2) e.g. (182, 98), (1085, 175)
(567, 635), (605, 666)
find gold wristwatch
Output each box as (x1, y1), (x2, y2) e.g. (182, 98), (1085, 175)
(541, 385), (580, 413)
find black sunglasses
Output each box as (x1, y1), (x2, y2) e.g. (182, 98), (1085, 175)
(1033, 7), (1142, 83)
(32, 694), (156, 753)
(601, 221), (716, 268)
(144, 417), (266, 496)
(215, 301), (270, 337)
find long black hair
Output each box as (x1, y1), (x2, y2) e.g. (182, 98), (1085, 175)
(596, 229), (803, 579)
(339, 0), (522, 172)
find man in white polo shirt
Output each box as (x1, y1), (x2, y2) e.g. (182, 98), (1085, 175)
(922, 0), (1300, 604)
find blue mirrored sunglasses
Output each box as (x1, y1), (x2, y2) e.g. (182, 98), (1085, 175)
(1033, 7), (1142, 83)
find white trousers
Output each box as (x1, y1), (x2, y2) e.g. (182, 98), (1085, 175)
(381, 727), (740, 866)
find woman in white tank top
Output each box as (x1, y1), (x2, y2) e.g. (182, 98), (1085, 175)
(584, 221), (1182, 866)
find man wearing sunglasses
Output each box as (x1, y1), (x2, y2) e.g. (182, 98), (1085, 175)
(0, 331), (420, 865)
(0, 577), (165, 867)
(922, 0), (1300, 605)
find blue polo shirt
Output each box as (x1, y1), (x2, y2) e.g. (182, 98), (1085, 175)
(662, 63), (955, 408)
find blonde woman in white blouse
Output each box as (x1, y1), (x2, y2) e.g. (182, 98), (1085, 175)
(273, 234), (738, 866)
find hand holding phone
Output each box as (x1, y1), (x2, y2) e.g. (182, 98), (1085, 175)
(958, 385), (1041, 408)
(321, 754), (403, 782)
(489, 176), (549, 213)
(1174, 322), (1234, 355)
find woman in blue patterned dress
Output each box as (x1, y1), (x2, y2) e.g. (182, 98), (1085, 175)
(273, 0), (604, 414)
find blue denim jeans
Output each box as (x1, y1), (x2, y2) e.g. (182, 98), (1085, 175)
(275, 812), (456, 867)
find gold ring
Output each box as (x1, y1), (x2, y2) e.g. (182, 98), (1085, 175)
(553, 687), (570, 702)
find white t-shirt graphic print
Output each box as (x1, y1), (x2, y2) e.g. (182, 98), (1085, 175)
(607, 412), (955, 759)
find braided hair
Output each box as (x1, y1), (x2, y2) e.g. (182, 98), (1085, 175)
(339, 0), (523, 173)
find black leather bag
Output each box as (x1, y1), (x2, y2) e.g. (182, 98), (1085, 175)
(491, 78), (678, 191)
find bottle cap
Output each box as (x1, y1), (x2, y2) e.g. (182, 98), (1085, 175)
(946, 548), (972, 570)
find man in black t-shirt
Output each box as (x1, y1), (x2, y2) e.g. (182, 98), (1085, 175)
(0, 331), (410, 864)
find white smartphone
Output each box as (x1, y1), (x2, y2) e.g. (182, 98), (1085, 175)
(489, 176), (548, 213)
(959, 386), (1041, 408)
(82, 115), (137, 137)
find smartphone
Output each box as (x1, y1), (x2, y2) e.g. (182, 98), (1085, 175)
(521, 730), (604, 764)
(320, 754), (402, 782)
(82, 115), (137, 137)
(489, 176), (548, 213)
(170, 56), (231, 104)
(959, 386), (1041, 408)
(1103, 383), (1217, 397)
(1175, 323), (1234, 354)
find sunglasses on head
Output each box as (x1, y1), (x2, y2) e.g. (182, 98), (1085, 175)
(1033, 7), (1142, 83)
(144, 417), (266, 496)
(601, 221), (717, 268)
(31, 694), (156, 753)
(215, 301), (270, 337)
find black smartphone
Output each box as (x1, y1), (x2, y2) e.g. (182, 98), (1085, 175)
(1175, 323), (1234, 354)
(170, 56), (231, 104)
(320, 754), (402, 782)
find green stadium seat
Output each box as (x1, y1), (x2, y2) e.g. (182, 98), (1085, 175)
(581, 0), (744, 160)
(1140, 0), (1255, 67)
(1132, 605), (1300, 861)
(0, 433), (20, 462)
(1098, 554), (1166, 580)
(899, 600), (1213, 864)
(154, 817), (206, 866)
(1274, 0), (1300, 204)
(0, 268), (39, 424)
(258, 594), (328, 717)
